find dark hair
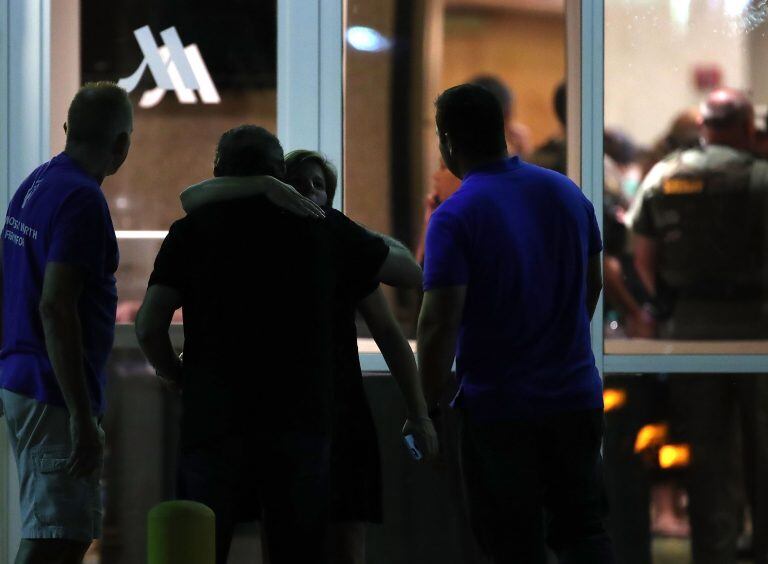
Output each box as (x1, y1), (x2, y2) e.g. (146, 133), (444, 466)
(285, 150), (338, 204)
(700, 88), (753, 130)
(554, 82), (566, 127)
(435, 84), (507, 159)
(66, 82), (132, 147)
(604, 129), (637, 166)
(469, 75), (513, 118)
(214, 125), (285, 178)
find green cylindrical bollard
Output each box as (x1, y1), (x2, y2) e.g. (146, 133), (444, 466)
(148, 500), (215, 564)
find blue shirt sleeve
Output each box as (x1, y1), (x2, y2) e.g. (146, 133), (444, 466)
(423, 207), (469, 291)
(48, 187), (107, 274)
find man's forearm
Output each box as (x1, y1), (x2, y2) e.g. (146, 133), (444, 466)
(136, 286), (183, 381)
(417, 321), (458, 408)
(40, 304), (93, 420)
(180, 176), (274, 214)
(137, 330), (181, 380)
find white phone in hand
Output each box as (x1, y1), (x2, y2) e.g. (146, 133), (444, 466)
(403, 434), (423, 461)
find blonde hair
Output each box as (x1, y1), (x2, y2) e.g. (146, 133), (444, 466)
(285, 150), (338, 203)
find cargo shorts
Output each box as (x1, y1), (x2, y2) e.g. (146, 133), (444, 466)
(0, 388), (103, 541)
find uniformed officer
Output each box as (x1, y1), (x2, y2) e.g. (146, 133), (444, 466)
(627, 88), (768, 564)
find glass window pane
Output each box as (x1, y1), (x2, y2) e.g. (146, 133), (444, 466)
(344, 0), (566, 340)
(603, 4), (768, 562)
(69, 0), (277, 324)
(604, 0), (768, 354)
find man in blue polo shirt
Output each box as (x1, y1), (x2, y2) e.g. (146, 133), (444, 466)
(418, 84), (612, 563)
(0, 83), (132, 563)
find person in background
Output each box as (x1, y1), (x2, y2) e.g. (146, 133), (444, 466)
(627, 88), (768, 564)
(470, 75), (533, 158)
(135, 125), (425, 564)
(0, 83), (133, 564)
(418, 83), (613, 563)
(601, 129), (656, 338)
(415, 159), (462, 264)
(639, 107), (701, 178)
(180, 149), (438, 564)
(530, 81), (568, 175)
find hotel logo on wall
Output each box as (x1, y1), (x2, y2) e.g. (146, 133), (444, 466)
(117, 26), (221, 109)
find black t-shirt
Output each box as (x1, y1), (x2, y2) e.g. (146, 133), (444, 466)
(321, 208), (383, 424)
(148, 199), (388, 447)
(330, 271), (378, 427)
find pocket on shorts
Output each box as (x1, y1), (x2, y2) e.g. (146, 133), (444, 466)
(31, 446), (100, 528)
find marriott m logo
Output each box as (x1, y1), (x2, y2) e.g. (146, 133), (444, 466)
(117, 26), (220, 109)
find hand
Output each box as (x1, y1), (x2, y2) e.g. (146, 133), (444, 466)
(157, 354), (183, 393)
(402, 417), (439, 461)
(67, 416), (104, 479)
(265, 178), (326, 219)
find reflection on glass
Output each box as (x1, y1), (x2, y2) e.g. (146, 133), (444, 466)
(73, 0), (277, 322)
(346, 25), (393, 52)
(604, 0), (768, 353)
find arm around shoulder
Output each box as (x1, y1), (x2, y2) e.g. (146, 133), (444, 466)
(180, 176), (325, 219)
(180, 176), (278, 214)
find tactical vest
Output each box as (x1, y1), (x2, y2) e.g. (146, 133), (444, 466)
(646, 145), (768, 299)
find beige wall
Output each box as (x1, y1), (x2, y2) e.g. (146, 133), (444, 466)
(344, 0), (396, 235)
(50, 0), (80, 155)
(441, 8), (566, 149)
(605, 0), (748, 146)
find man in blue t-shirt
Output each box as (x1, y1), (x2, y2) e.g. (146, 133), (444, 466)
(418, 84), (613, 563)
(0, 83), (132, 563)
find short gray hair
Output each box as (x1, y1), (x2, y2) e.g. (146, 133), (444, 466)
(66, 82), (133, 147)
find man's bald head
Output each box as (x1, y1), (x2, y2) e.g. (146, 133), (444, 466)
(66, 82), (133, 148)
(699, 88), (755, 150)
